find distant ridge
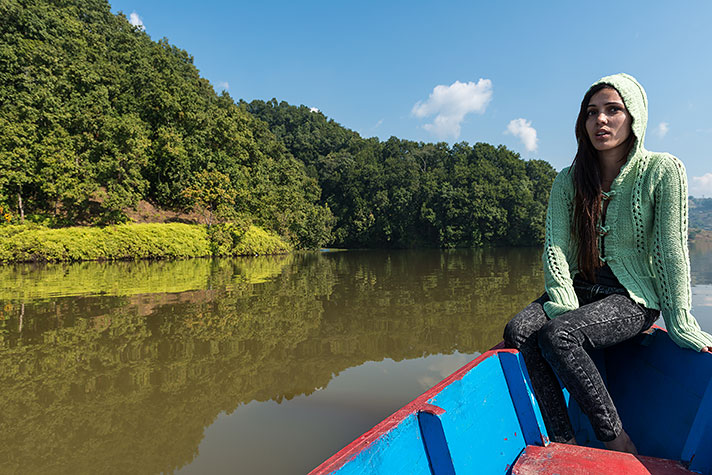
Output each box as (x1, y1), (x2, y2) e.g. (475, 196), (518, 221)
(690, 197), (712, 230)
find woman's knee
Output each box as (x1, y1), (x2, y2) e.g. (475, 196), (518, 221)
(503, 319), (524, 348)
(504, 303), (546, 348)
(538, 318), (579, 355)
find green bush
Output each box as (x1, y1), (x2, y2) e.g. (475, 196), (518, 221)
(208, 218), (250, 256)
(0, 223), (290, 263)
(234, 226), (291, 256)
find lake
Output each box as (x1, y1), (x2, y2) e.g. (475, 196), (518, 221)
(1, 247), (711, 474)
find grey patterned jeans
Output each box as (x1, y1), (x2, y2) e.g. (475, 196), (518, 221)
(503, 291), (659, 442)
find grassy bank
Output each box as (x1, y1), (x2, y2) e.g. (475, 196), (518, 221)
(0, 223), (291, 263)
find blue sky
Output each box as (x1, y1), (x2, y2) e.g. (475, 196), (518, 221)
(109, 1), (712, 196)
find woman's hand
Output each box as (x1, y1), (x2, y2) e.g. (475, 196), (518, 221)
(702, 347), (712, 353)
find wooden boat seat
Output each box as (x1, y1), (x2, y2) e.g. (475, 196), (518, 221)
(512, 443), (698, 475)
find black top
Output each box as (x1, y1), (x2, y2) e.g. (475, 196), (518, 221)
(573, 264), (624, 289)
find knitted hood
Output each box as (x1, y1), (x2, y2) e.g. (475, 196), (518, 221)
(589, 73), (648, 158)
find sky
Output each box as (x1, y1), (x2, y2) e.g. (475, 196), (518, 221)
(109, 0), (712, 197)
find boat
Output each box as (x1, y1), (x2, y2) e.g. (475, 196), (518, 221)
(309, 326), (712, 474)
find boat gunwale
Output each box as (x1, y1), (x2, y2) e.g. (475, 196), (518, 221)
(309, 347), (519, 474)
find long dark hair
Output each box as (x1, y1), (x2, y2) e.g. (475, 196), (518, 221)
(571, 83), (635, 281)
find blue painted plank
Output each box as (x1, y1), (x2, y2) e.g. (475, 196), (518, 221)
(616, 330), (712, 396)
(429, 355), (527, 474)
(684, 377), (712, 475)
(498, 351), (548, 447)
(330, 414), (431, 475)
(604, 330), (712, 460)
(418, 410), (456, 475)
(688, 421), (712, 475)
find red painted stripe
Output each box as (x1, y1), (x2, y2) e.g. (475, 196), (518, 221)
(513, 442), (696, 475)
(309, 348), (519, 474)
(419, 403), (446, 416)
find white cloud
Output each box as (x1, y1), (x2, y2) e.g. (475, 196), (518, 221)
(505, 118), (538, 152)
(129, 12), (144, 29)
(217, 81), (229, 91)
(412, 79), (493, 139)
(690, 173), (712, 197)
(656, 122), (669, 138)
(309, 107), (320, 113)
(374, 119), (384, 129)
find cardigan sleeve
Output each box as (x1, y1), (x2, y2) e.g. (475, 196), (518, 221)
(652, 155), (712, 351)
(542, 168), (580, 319)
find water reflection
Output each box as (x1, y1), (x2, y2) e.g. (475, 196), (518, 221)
(0, 256), (290, 301)
(690, 242), (712, 330)
(1, 248), (708, 474)
(691, 241), (712, 286)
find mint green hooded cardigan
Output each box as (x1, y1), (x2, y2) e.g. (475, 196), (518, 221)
(543, 73), (712, 351)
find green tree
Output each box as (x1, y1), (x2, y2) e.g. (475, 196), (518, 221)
(182, 170), (237, 227)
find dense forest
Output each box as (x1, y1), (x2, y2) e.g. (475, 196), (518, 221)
(246, 100), (557, 247)
(0, 0), (557, 249)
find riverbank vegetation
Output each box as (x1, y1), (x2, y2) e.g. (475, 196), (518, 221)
(1, 0), (557, 257)
(0, 223), (289, 263)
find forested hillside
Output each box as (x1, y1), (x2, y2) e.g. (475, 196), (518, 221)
(0, 0), (331, 248)
(247, 100), (556, 247)
(0, 0), (557, 249)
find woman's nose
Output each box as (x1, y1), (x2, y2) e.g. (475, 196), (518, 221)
(596, 112), (607, 124)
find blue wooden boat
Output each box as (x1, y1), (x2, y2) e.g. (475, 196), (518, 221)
(310, 326), (712, 474)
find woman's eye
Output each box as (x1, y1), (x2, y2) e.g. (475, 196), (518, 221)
(587, 110), (597, 116)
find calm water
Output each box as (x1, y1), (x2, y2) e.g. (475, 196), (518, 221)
(1, 247), (711, 474)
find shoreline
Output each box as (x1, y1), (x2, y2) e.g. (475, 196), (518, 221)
(2, 223), (708, 265)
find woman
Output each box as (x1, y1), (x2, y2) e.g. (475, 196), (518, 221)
(503, 73), (712, 454)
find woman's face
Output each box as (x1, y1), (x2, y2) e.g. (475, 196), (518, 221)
(585, 87), (633, 156)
